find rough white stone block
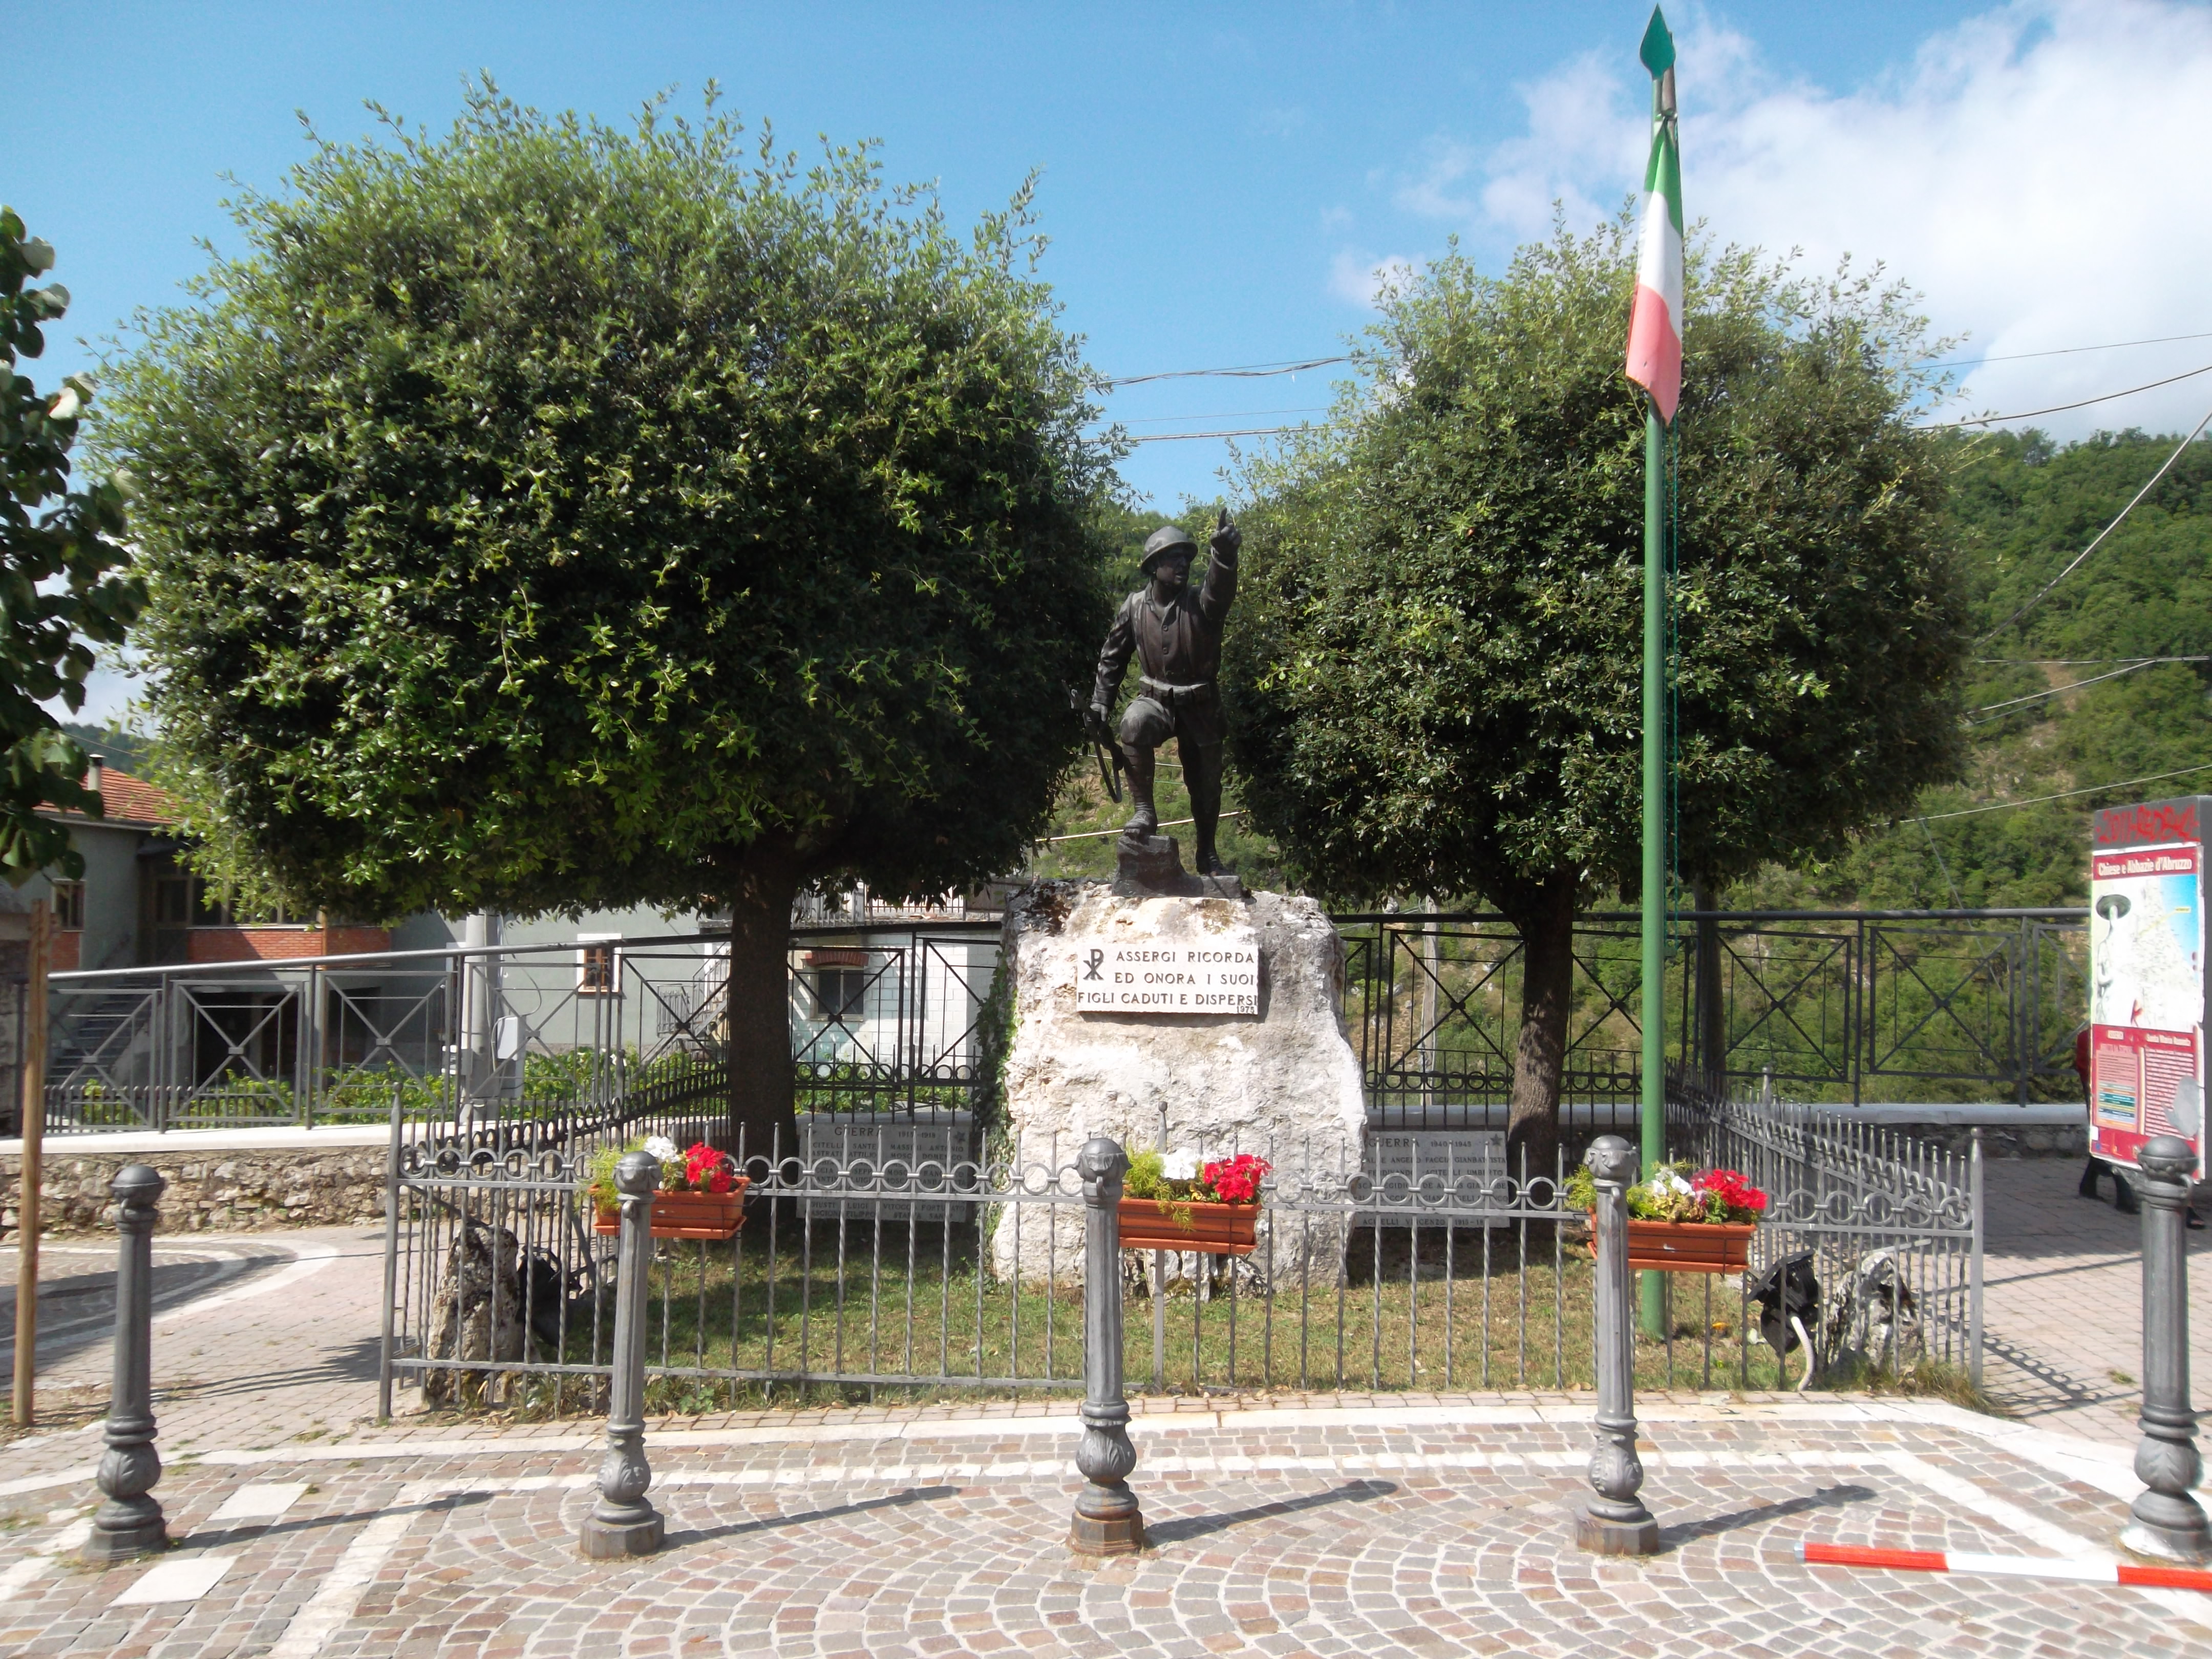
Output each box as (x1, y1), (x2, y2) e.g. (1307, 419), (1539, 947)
(990, 882), (1367, 1285)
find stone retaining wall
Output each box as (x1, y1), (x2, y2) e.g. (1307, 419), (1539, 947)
(1895, 1120), (2088, 1160)
(0, 1145), (388, 1237)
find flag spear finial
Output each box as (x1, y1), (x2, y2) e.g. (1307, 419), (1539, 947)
(1639, 8), (1675, 77)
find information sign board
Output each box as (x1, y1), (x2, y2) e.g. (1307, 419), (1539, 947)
(2089, 797), (2208, 1175)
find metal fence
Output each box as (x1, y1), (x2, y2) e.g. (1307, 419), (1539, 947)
(29, 905), (2085, 1139)
(1665, 1066), (1983, 1389)
(1340, 907), (2087, 1124)
(32, 923), (999, 1135)
(381, 1082), (1983, 1412)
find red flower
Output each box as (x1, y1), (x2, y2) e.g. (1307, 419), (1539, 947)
(1692, 1167), (1768, 1216)
(681, 1141), (732, 1195)
(1200, 1153), (1272, 1206)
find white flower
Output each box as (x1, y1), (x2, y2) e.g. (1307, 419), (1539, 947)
(643, 1136), (679, 1164)
(1656, 1169), (1693, 1196)
(1161, 1149), (1200, 1182)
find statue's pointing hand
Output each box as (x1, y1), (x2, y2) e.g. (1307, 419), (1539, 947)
(1210, 507), (1242, 560)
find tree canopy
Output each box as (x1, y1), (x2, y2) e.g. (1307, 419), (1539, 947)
(100, 88), (1117, 1144)
(1222, 220), (1970, 1159)
(0, 209), (140, 882)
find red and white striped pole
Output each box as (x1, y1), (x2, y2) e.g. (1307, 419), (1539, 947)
(1803, 1540), (2212, 1594)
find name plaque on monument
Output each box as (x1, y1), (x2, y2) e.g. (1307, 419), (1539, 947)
(1069, 926), (1260, 1015)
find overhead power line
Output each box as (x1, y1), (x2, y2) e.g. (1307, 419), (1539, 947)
(1105, 356), (1356, 389)
(1923, 361), (2212, 429)
(1122, 428), (1301, 445)
(1925, 329), (2212, 370)
(1966, 658), (2165, 722)
(1102, 328), (2212, 398)
(1979, 402), (2212, 640)
(1975, 656), (2212, 666)
(1916, 761), (2212, 821)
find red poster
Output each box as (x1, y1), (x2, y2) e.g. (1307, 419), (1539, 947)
(2089, 1025), (2201, 1168)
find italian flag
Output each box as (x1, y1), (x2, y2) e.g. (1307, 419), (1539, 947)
(1625, 15), (1682, 423)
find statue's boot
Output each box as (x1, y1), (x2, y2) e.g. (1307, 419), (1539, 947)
(1123, 748), (1159, 839)
(1187, 743), (1232, 876)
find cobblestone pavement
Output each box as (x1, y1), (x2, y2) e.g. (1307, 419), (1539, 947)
(3, 1400), (2208, 1657)
(2, 1175), (2209, 1654)
(1, 1225), (387, 1459)
(1976, 1157), (2212, 1444)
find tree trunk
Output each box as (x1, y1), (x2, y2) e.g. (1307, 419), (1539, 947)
(1504, 868), (1580, 1185)
(719, 841), (805, 1168)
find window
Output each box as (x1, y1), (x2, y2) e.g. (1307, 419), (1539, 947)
(814, 968), (867, 1022)
(153, 873), (304, 928)
(577, 933), (622, 996)
(49, 880), (84, 931)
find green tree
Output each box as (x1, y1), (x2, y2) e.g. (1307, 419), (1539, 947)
(0, 209), (141, 881)
(100, 90), (1116, 1151)
(1224, 222), (1969, 1167)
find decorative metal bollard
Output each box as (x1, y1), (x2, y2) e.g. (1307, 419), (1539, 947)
(2120, 1135), (2209, 1563)
(1070, 1137), (1144, 1556)
(84, 1165), (168, 1563)
(579, 1150), (665, 1559)
(1576, 1135), (1660, 1556)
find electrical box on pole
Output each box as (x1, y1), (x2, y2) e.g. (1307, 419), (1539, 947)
(2088, 796), (2207, 1178)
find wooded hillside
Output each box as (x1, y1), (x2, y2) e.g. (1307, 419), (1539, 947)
(1044, 429), (2212, 913)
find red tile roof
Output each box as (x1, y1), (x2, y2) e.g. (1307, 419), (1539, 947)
(46, 768), (181, 830)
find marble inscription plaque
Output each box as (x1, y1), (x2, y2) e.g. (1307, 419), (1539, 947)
(1069, 927), (1260, 1015)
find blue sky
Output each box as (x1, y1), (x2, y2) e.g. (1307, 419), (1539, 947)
(13, 2), (2212, 718)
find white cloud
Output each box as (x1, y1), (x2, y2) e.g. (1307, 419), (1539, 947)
(1444, 0), (2212, 438)
(1329, 247), (1416, 310)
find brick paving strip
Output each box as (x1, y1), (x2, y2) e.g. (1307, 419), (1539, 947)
(4, 1399), (2210, 1656)
(1, 1175), (2207, 1655)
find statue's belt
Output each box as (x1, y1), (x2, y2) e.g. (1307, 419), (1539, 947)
(1137, 677), (1216, 706)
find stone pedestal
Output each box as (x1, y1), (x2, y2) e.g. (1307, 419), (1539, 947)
(991, 880), (1366, 1285)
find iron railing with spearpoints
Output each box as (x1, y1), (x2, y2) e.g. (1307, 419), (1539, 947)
(381, 1091), (1982, 1412)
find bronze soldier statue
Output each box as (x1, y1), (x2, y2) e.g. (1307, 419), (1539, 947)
(1089, 509), (1241, 877)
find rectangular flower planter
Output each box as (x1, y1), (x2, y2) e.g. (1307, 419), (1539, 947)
(1118, 1196), (1259, 1257)
(593, 1180), (749, 1242)
(1586, 1217), (1756, 1274)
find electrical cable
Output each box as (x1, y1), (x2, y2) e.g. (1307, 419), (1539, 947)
(1122, 427), (1303, 445)
(1104, 355), (1357, 389)
(1965, 658), (2169, 719)
(1110, 372), (2212, 449)
(1914, 762), (2212, 822)
(1974, 656), (2212, 666)
(1920, 363), (2212, 428)
(1924, 329), (2212, 370)
(1977, 402), (2212, 640)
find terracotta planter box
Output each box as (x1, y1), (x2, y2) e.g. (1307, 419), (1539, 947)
(593, 1180), (749, 1242)
(1586, 1217), (1756, 1274)
(1118, 1196), (1259, 1257)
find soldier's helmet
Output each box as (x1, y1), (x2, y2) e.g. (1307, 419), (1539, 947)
(1140, 524), (1198, 577)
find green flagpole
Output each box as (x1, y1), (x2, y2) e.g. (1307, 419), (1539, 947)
(1640, 398), (1667, 1341)
(1637, 9), (1674, 1342)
